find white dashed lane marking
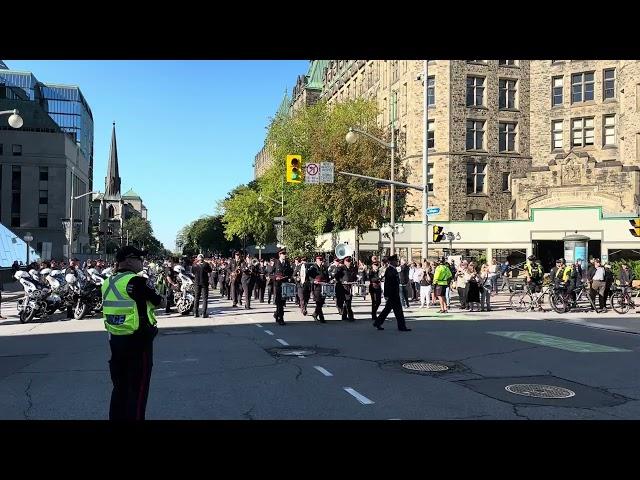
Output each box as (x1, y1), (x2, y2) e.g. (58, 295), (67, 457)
(256, 324), (262, 327)
(264, 330), (274, 336)
(276, 338), (289, 346)
(343, 387), (375, 405)
(313, 366), (333, 377)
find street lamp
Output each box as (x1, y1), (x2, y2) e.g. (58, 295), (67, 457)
(259, 190), (285, 248)
(345, 126), (397, 254)
(68, 187), (101, 258)
(23, 232), (33, 265)
(0, 109), (24, 129)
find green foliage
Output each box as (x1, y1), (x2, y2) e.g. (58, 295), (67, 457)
(123, 216), (165, 255)
(610, 260), (640, 280)
(176, 215), (241, 256)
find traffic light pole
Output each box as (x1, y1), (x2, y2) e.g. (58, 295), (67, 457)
(390, 125), (396, 255)
(422, 59), (429, 263)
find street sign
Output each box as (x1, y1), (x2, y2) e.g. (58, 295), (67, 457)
(305, 162), (320, 184)
(426, 207), (440, 217)
(319, 162), (334, 184)
(273, 216), (288, 223)
(629, 218), (640, 237)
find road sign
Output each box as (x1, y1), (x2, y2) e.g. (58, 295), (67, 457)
(319, 162), (334, 184)
(426, 207), (440, 217)
(630, 218), (640, 237)
(305, 162), (320, 184)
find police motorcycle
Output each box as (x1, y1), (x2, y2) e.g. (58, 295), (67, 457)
(14, 269), (63, 323)
(71, 268), (104, 320)
(173, 265), (195, 314)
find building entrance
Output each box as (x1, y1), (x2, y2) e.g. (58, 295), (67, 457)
(533, 240), (564, 273)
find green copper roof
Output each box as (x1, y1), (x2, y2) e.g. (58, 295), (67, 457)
(122, 188), (141, 199)
(276, 89), (291, 118)
(307, 60), (328, 91)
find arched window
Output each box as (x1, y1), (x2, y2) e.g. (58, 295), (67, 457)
(466, 210), (487, 221)
(107, 204), (115, 219)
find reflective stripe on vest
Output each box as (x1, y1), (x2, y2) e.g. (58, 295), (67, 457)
(102, 273), (156, 335)
(102, 273), (136, 309)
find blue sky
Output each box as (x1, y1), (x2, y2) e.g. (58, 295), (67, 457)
(4, 60), (308, 250)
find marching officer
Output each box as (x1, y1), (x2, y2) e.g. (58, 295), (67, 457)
(307, 254), (328, 323)
(103, 246), (163, 420)
(256, 259), (267, 303)
(266, 257), (275, 304)
(327, 256), (341, 313)
(241, 255), (253, 310)
(227, 250), (243, 307)
(368, 256), (383, 322)
(373, 254), (411, 332)
(335, 256), (357, 321)
(191, 253), (211, 318)
(296, 257), (311, 316)
(272, 248), (293, 325)
(292, 257), (302, 307)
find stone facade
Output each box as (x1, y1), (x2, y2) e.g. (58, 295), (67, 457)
(253, 143), (274, 179)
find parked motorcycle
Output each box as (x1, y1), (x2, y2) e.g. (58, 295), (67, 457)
(14, 270), (63, 323)
(173, 265), (195, 315)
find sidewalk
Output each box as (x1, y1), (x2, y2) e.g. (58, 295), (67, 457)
(1, 281), (24, 301)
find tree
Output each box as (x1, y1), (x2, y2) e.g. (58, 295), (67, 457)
(220, 185), (276, 247)
(176, 215), (241, 256)
(122, 216), (165, 256)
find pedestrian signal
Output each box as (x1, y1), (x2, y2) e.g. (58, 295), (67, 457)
(630, 218), (640, 237)
(433, 225), (445, 243)
(286, 154), (302, 183)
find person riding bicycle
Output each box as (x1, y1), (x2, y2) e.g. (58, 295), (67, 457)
(524, 255), (543, 293)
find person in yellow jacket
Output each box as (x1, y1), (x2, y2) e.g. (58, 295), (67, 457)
(103, 246), (163, 421)
(433, 259), (453, 313)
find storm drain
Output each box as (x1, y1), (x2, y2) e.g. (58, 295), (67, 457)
(402, 362), (449, 373)
(505, 384), (575, 399)
(273, 348), (316, 357)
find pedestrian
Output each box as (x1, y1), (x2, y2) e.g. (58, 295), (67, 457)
(409, 262), (417, 301)
(373, 254), (411, 331)
(103, 246), (162, 421)
(398, 258), (411, 308)
(604, 263), (614, 307)
(0, 278), (5, 320)
(587, 258), (606, 311)
(272, 248), (293, 325)
(467, 262), (481, 311)
(418, 261), (432, 308)
(488, 258), (499, 294)
(619, 263), (634, 293)
(433, 259), (452, 313)
(192, 254), (211, 317)
(368, 258), (383, 321)
(455, 260), (469, 310)
(307, 254), (329, 323)
(500, 260), (511, 292)
(479, 263), (492, 312)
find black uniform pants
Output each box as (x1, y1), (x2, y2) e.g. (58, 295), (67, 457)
(267, 280), (274, 304)
(274, 281), (285, 321)
(109, 336), (154, 421)
(370, 286), (382, 320)
(194, 284), (209, 316)
(313, 286), (325, 318)
(336, 283), (354, 320)
(231, 281), (241, 305)
(257, 277), (266, 302)
(374, 296), (407, 330)
(297, 284), (310, 312)
(165, 287), (175, 313)
(242, 280), (252, 308)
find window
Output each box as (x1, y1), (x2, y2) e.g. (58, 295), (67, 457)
(603, 115), (616, 146)
(502, 172), (511, 192)
(39, 167), (48, 181)
(466, 163), (487, 194)
(552, 120), (564, 149)
(467, 60), (486, 64)
(499, 79), (517, 109)
(390, 91), (398, 125)
(427, 120), (434, 149)
(466, 76), (485, 107)
(11, 215), (20, 227)
(39, 190), (48, 204)
(107, 204), (115, 219)
(427, 77), (435, 106)
(499, 60), (518, 66)
(552, 76), (563, 106)
(465, 210), (487, 220)
(427, 162), (434, 192)
(39, 214), (47, 228)
(499, 122), (517, 152)
(12, 144), (22, 156)
(0, 144), (3, 155)
(603, 69), (616, 100)
(11, 165), (20, 191)
(391, 60), (399, 83)
(571, 117), (594, 147)
(466, 120), (485, 150)
(571, 72), (595, 103)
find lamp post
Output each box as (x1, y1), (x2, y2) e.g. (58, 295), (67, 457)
(23, 232), (33, 265)
(68, 182), (100, 257)
(445, 232), (461, 258)
(345, 126), (397, 254)
(0, 109), (24, 129)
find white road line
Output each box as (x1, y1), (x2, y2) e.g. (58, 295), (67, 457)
(297, 355), (305, 358)
(344, 387), (375, 405)
(314, 366), (333, 377)
(276, 338), (289, 346)
(256, 324), (263, 328)
(264, 330), (275, 336)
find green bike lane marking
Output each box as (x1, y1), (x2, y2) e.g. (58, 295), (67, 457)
(488, 331), (631, 353)
(406, 310), (476, 321)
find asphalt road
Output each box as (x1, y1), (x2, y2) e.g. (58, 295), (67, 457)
(1, 288), (640, 420)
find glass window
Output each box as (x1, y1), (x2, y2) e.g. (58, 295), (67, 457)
(39, 190), (48, 204)
(571, 117), (595, 147)
(572, 72), (595, 103)
(552, 120), (563, 149)
(427, 77), (435, 106)
(12, 144), (22, 156)
(465, 210), (487, 220)
(466, 120), (485, 150)
(11, 215), (20, 227)
(499, 122), (517, 152)
(11, 192), (20, 213)
(603, 69), (616, 100)
(603, 115), (616, 146)
(499, 79), (517, 109)
(11, 166), (20, 191)
(427, 162), (434, 192)
(466, 163), (487, 194)
(552, 76), (563, 106)
(0, 144), (3, 155)
(427, 120), (435, 149)
(466, 76), (485, 107)
(39, 167), (48, 181)
(502, 172), (511, 192)
(499, 60), (518, 66)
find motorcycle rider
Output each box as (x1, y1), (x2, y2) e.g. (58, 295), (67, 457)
(65, 258), (82, 319)
(164, 258), (179, 314)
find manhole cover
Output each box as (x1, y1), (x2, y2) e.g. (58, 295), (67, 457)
(402, 362), (449, 372)
(161, 329), (193, 335)
(273, 348), (316, 356)
(505, 384), (575, 399)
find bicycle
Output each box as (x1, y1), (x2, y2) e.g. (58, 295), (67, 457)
(509, 283), (550, 312)
(551, 283), (602, 314)
(610, 286), (640, 314)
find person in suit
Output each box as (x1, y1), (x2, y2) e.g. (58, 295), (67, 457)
(307, 254), (328, 323)
(272, 248), (293, 325)
(373, 255), (411, 331)
(191, 254), (212, 318)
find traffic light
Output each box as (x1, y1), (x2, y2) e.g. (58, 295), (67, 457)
(630, 218), (640, 237)
(286, 154), (302, 183)
(432, 225), (445, 243)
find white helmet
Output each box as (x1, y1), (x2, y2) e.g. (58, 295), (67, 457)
(173, 265), (184, 273)
(40, 268), (52, 276)
(65, 273), (77, 284)
(87, 268), (96, 276)
(29, 269), (39, 278)
(50, 269), (61, 276)
(14, 270), (30, 280)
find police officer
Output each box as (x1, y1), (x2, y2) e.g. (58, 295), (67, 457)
(103, 246), (162, 420)
(256, 259), (267, 303)
(272, 248), (293, 325)
(373, 254), (411, 331)
(307, 254), (328, 323)
(296, 257), (311, 316)
(524, 255), (543, 293)
(241, 255), (253, 309)
(228, 250), (243, 307)
(266, 258), (275, 304)
(292, 257), (302, 307)
(327, 257), (341, 313)
(65, 258), (83, 319)
(368, 257), (383, 322)
(164, 258), (179, 314)
(335, 256), (357, 321)
(192, 253), (211, 318)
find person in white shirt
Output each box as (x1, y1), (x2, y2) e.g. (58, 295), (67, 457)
(417, 261), (433, 308)
(488, 259), (499, 294)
